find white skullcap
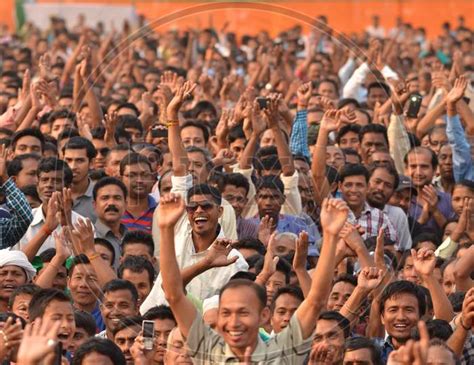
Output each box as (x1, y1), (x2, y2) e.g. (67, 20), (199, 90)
(202, 295), (219, 314)
(0, 249), (36, 281)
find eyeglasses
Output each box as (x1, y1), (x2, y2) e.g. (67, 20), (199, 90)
(186, 202), (216, 213)
(97, 147), (110, 156)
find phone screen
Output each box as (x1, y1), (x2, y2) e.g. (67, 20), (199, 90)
(143, 321), (154, 339)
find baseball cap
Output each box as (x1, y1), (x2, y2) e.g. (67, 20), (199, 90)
(396, 175), (417, 195)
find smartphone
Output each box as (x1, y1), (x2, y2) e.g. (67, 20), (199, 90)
(142, 320), (155, 351)
(256, 97), (268, 109)
(406, 93), (423, 118)
(53, 342), (63, 365)
(151, 127), (168, 138)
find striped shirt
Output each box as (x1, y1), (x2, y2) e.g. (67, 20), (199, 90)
(289, 109), (311, 160)
(122, 196), (157, 234)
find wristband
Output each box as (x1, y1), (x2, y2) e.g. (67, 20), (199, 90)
(87, 252), (101, 262)
(460, 316), (470, 331)
(166, 120), (179, 128)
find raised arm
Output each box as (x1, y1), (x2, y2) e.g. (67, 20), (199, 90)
(447, 288), (474, 356)
(159, 193), (197, 338)
(453, 245), (474, 292)
(35, 232), (70, 289)
(292, 232), (312, 297)
(289, 83), (312, 160)
(296, 198), (349, 339)
(77, 49), (103, 128)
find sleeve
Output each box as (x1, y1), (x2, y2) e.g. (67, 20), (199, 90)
(381, 65), (399, 80)
(170, 174), (193, 200)
(272, 315), (312, 356)
(387, 114), (411, 174)
(446, 114), (474, 182)
(382, 212), (399, 247)
(232, 166), (258, 218)
(393, 211), (413, 251)
(220, 201), (238, 240)
(0, 179), (33, 249)
(289, 110), (311, 160)
(186, 311), (221, 361)
(280, 171), (302, 216)
(342, 62), (370, 101)
(435, 237), (458, 259)
(338, 57), (357, 87)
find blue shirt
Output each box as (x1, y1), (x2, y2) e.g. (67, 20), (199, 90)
(91, 302), (106, 332)
(446, 114), (474, 181)
(289, 110), (311, 160)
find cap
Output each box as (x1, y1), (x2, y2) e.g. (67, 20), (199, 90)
(396, 175), (417, 195)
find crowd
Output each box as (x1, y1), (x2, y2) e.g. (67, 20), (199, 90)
(0, 10), (471, 365)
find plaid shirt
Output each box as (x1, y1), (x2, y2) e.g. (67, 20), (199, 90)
(289, 110), (311, 160)
(347, 202), (398, 246)
(0, 178), (33, 249)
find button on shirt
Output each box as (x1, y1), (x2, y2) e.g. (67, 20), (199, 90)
(94, 219), (127, 269)
(72, 179), (97, 223)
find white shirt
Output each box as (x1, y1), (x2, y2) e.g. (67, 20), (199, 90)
(383, 204), (412, 251)
(16, 205), (92, 254)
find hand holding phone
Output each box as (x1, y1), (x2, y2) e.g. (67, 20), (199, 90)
(142, 320), (155, 351)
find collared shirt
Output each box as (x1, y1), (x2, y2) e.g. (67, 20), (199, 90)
(290, 110), (311, 160)
(347, 202), (398, 245)
(91, 302), (105, 332)
(121, 195), (157, 234)
(17, 204), (90, 254)
(0, 178), (33, 249)
(374, 336), (395, 364)
(383, 204), (412, 251)
(236, 216), (259, 240)
(94, 219), (126, 269)
(72, 179), (96, 223)
(187, 312), (311, 364)
(446, 114), (474, 182)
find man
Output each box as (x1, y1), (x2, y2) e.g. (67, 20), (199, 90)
(339, 164), (398, 244)
(309, 311), (351, 365)
(366, 82), (390, 110)
(367, 164), (413, 251)
(113, 316), (142, 365)
(7, 153), (40, 189)
(435, 144), (455, 194)
(118, 256), (155, 305)
(343, 337), (382, 365)
(73, 338), (126, 365)
(180, 120), (208, 149)
(63, 136), (97, 222)
(270, 286), (304, 334)
(359, 124), (389, 165)
(105, 144), (130, 178)
(142, 184), (247, 313)
(142, 305), (178, 365)
(164, 327), (193, 364)
(158, 192), (349, 362)
(10, 128), (44, 157)
(69, 310), (97, 357)
(99, 279), (139, 340)
(120, 153), (157, 234)
(404, 147), (455, 237)
(121, 230), (156, 265)
(378, 280), (426, 363)
(336, 124), (361, 151)
(93, 177), (128, 269)
(49, 109), (76, 140)
(327, 275), (357, 312)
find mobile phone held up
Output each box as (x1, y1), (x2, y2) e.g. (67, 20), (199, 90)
(406, 93), (423, 118)
(256, 97), (269, 110)
(142, 320), (155, 351)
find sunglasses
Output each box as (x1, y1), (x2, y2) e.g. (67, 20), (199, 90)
(186, 202), (215, 213)
(97, 147), (110, 156)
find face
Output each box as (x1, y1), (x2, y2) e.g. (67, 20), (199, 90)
(13, 136), (42, 157)
(105, 150), (129, 178)
(68, 327), (91, 356)
(41, 262), (68, 290)
(122, 243), (154, 263)
(405, 151), (435, 188)
(339, 175), (367, 212)
(11, 293), (31, 321)
(164, 328), (193, 364)
(186, 194), (222, 237)
(114, 324), (141, 365)
(203, 308), (218, 329)
(438, 145), (453, 180)
(339, 131), (360, 150)
(42, 300), (76, 348)
(312, 319), (345, 364)
(442, 262), (456, 296)
(360, 133), (387, 163)
(144, 73), (160, 91)
(256, 187), (284, 221)
(125, 128), (143, 143)
(51, 118), (74, 139)
(427, 345), (456, 365)
(94, 184), (126, 225)
(367, 87), (388, 109)
(68, 264), (101, 309)
(343, 348), (374, 365)
(181, 126), (206, 148)
(266, 271), (286, 306)
(273, 236), (296, 257)
(153, 318), (177, 364)
(367, 168), (396, 209)
(369, 151), (392, 167)
(381, 293), (420, 342)
(81, 352), (114, 365)
(0, 266), (27, 301)
(260, 129), (275, 147)
(64, 148), (92, 184)
(298, 173), (314, 211)
(101, 289), (138, 333)
(121, 163), (154, 199)
(294, 159), (310, 175)
(187, 151), (208, 184)
(326, 146), (345, 170)
(429, 131), (448, 155)
(14, 158), (39, 189)
(327, 281), (356, 312)
(271, 293), (302, 334)
(217, 286), (269, 353)
(401, 256), (420, 284)
(318, 81), (338, 99)
(230, 138), (245, 162)
(37, 170), (66, 204)
(95, 244), (114, 266)
(222, 184), (248, 218)
(389, 189), (413, 214)
(121, 269), (151, 304)
(93, 139), (109, 169)
(451, 185), (474, 217)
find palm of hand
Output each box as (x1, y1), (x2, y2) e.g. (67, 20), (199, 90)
(321, 208), (348, 235)
(414, 258), (435, 276)
(158, 200), (185, 227)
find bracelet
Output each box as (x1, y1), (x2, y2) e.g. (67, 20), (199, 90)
(460, 316), (470, 331)
(41, 225), (53, 236)
(87, 252), (101, 262)
(166, 120), (179, 128)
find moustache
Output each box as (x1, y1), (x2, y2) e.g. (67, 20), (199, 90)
(105, 205), (119, 213)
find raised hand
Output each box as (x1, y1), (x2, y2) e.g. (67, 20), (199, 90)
(52, 231), (72, 264)
(258, 215), (274, 247)
(67, 218), (95, 256)
(420, 185), (439, 214)
(411, 247), (436, 279)
(461, 287), (474, 329)
(167, 81), (196, 120)
(320, 198), (349, 236)
(339, 222), (365, 252)
(293, 231), (309, 271)
(296, 82), (312, 108)
(0, 144), (8, 184)
(259, 233), (279, 279)
(44, 192), (60, 234)
(160, 70), (178, 94)
(17, 318), (61, 365)
(446, 76), (467, 106)
(59, 187), (73, 227)
(319, 109), (338, 133)
(103, 110), (118, 146)
(0, 317), (23, 360)
(203, 239), (239, 268)
(212, 148), (236, 167)
(158, 193), (186, 228)
(358, 267), (383, 291)
(263, 95), (281, 128)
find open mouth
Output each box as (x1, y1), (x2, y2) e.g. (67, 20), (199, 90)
(194, 216), (208, 227)
(57, 332), (71, 341)
(2, 284), (16, 291)
(393, 323), (409, 330)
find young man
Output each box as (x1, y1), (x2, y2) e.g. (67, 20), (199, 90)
(104, 144), (131, 178)
(270, 286), (304, 334)
(118, 256), (155, 305)
(113, 316), (143, 365)
(343, 337), (382, 365)
(7, 153), (40, 189)
(99, 279), (139, 340)
(10, 128), (44, 157)
(49, 109), (76, 140)
(327, 274), (357, 312)
(158, 193), (349, 362)
(69, 310), (97, 358)
(120, 153), (157, 234)
(358, 124), (389, 166)
(180, 120), (208, 149)
(63, 136), (97, 222)
(121, 230), (156, 264)
(93, 177), (128, 269)
(73, 338), (126, 365)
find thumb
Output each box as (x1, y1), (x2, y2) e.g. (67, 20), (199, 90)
(243, 346), (252, 364)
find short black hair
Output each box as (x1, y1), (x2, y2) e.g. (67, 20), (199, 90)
(74, 310), (97, 337)
(223, 173), (250, 195)
(69, 254), (91, 277)
(48, 108), (76, 124)
(119, 152), (152, 176)
(7, 153), (41, 177)
(118, 256), (155, 288)
(220, 279), (267, 309)
(367, 82), (391, 97)
(339, 164), (370, 184)
(112, 316), (143, 337)
(380, 280), (426, 316)
(344, 337), (382, 365)
(103, 279), (139, 305)
(271, 286), (304, 312)
(254, 155), (281, 173)
(413, 232), (440, 248)
(227, 124), (246, 144)
(254, 256), (292, 284)
(93, 176), (128, 200)
(334, 273), (358, 288)
(336, 124), (361, 145)
(233, 238), (266, 255)
(28, 288), (72, 321)
(122, 230), (154, 257)
(11, 128), (45, 152)
(37, 157), (73, 187)
(359, 123), (389, 145)
(142, 305), (176, 323)
(57, 128), (80, 144)
(94, 238), (116, 265)
(368, 163), (400, 189)
(404, 147), (438, 169)
(318, 311), (351, 338)
(116, 103), (140, 117)
(187, 183), (222, 205)
(411, 319), (453, 341)
(341, 148), (362, 164)
(180, 120), (210, 144)
(63, 136), (97, 160)
(73, 338), (126, 365)
(8, 283), (41, 309)
(255, 175), (284, 195)
(455, 179), (474, 192)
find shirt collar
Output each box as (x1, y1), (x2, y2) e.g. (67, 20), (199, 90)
(95, 219), (125, 237)
(84, 179), (95, 198)
(31, 205), (46, 226)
